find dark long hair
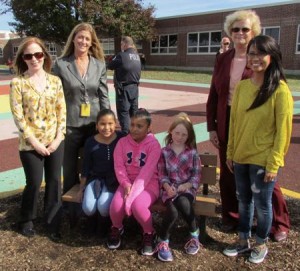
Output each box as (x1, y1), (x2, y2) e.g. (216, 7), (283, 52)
(247, 35), (286, 110)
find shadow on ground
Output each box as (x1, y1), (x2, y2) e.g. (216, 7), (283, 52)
(0, 188), (299, 271)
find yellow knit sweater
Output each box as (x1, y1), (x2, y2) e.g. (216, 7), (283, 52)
(227, 79), (293, 173)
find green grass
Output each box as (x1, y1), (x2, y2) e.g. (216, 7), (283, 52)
(108, 69), (300, 91)
(107, 69), (212, 84)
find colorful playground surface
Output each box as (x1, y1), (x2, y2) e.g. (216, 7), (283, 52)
(1, 70), (300, 199)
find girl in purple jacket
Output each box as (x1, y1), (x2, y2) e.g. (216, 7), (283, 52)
(107, 109), (161, 256)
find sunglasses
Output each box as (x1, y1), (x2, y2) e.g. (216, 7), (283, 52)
(23, 52), (44, 61)
(231, 27), (251, 33)
(223, 42), (230, 45)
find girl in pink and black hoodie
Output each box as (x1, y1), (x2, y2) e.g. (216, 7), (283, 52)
(107, 109), (161, 256)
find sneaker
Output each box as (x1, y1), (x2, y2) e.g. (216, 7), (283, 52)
(156, 241), (173, 262)
(223, 239), (250, 257)
(184, 237), (201, 255)
(141, 232), (155, 256)
(248, 243), (268, 264)
(107, 227), (123, 249)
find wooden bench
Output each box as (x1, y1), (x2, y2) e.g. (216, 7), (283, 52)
(62, 152), (218, 242)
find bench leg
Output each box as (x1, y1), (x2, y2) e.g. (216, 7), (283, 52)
(67, 202), (81, 229)
(199, 215), (207, 244)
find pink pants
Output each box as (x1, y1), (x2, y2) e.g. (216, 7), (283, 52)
(109, 186), (157, 233)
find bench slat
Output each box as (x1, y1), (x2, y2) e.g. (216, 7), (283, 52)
(151, 196), (217, 217)
(62, 184), (80, 203)
(201, 167), (217, 185)
(195, 196), (218, 217)
(199, 153), (217, 166)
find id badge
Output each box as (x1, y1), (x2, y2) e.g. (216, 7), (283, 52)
(80, 103), (91, 117)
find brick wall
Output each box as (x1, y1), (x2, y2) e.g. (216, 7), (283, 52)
(145, 3), (300, 73)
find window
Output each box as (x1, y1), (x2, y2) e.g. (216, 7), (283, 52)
(262, 27), (280, 43)
(0, 47), (3, 58)
(187, 31), (221, 54)
(135, 40), (143, 51)
(297, 25), (300, 53)
(151, 34), (177, 54)
(102, 38), (115, 55)
(13, 46), (18, 56)
(46, 42), (57, 57)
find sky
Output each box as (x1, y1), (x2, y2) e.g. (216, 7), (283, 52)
(0, 0), (295, 31)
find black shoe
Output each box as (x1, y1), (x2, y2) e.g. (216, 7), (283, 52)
(107, 227), (124, 249)
(21, 227), (36, 237)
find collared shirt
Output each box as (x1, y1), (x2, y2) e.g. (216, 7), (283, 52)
(158, 145), (201, 202)
(10, 73), (66, 151)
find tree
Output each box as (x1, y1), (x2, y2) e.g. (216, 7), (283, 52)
(81, 0), (156, 41)
(0, 0), (81, 44)
(0, 0), (156, 46)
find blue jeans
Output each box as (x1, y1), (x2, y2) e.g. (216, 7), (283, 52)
(82, 180), (114, 217)
(234, 163), (276, 244)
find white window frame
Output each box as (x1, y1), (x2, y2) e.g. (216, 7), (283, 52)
(0, 47), (3, 58)
(296, 25), (300, 54)
(102, 38), (115, 55)
(151, 34), (178, 55)
(187, 30), (222, 55)
(262, 26), (280, 44)
(46, 42), (57, 57)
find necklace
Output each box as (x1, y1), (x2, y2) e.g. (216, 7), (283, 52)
(76, 57), (89, 78)
(29, 71), (48, 94)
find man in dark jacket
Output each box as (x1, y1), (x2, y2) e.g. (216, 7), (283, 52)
(107, 36), (141, 133)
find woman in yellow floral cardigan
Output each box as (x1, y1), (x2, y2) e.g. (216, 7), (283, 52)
(10, 37), (66, 240)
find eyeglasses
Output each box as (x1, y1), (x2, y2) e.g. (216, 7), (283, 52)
(231, 27), (251, 33)
(247, 52), (268, 58)
(23, 52), (44, 61)
(223, 42), (230, 45)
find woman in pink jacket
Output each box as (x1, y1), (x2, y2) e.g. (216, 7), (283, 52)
(107, 108), (161, 256)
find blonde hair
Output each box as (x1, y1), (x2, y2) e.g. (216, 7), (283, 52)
(224, 10), (261, 37)
(14, 36), (52, 75)
(165, 112), (197, 149)
(60, 22), (105, 61)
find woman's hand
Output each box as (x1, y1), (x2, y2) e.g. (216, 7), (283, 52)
(47, 138), (61, 153)
(209, 131), (220, 149)
(27, 137), (50, 156)
(264, 172), (277, 183)
(226, 159), (234, 173)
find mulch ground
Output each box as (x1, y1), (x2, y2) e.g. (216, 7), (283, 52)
(1, 186), (299, 271)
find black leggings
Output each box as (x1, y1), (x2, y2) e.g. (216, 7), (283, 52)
(19, 142), (64, 228)
(160, 193), (198, 240)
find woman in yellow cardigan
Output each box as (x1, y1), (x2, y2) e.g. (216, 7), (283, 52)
(223, 35), (293, 264)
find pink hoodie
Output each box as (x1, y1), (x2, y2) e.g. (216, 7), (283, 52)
(114, 133), (161, 215)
